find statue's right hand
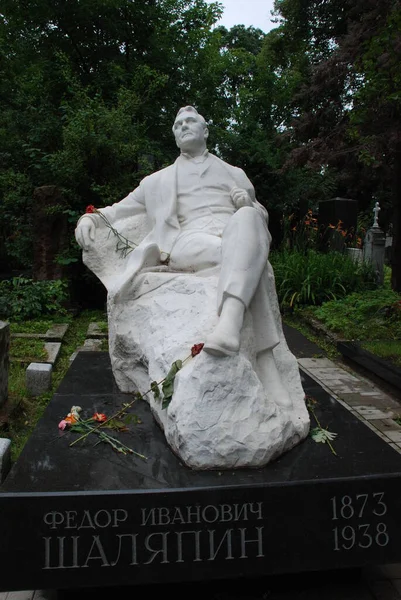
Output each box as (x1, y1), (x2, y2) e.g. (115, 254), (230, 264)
(75, 217), (96, 250)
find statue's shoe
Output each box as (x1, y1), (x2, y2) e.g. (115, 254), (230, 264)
(203, 331), (240, 357)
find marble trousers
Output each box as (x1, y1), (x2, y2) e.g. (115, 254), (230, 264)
(169, 206), (280, 353)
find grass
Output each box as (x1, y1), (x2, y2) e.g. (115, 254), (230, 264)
(9, 316), (73, 334)
(286, 265), (401, 375)
(360, 340), (401, 368)
(9, 338), (48, 362)
(3, 309), (106, 462)
(304, 287), (401, 341)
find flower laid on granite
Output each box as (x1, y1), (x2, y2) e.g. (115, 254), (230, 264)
(59, 405), (144, 457)
(305, 395), (338, 456)
(85, 205), (137, 258)
(58, 405), (82, 429)
(93, 412), (107, 422)
(61, 343), (204, 454)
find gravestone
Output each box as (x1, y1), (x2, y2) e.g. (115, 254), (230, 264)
(0, 321), (9, 408)
(318, 197), (358, 250)
(32, 186), (68, 281)
(363, 202), (386, 285)
(2, 352), (401, 593)
(345, 247), (363, 264)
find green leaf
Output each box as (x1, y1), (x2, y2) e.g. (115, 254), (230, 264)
(161, 359), (183, 408)
(151, 380), (161, 400)
(70, 424), (90, 434)
(162, 397), (171, 410)
(105, 419), (128, 431)
(123, 414), (141, 425)
(310, 427), (337, 444)
(161, 379), (174, 402)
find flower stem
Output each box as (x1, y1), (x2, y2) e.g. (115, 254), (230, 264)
(96, 210), (137, 257)
(70, 351), (194, 448)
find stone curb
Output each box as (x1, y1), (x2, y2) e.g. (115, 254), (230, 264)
(69, 338), (106, 362)
(296, 313), (342, 345)
(11, 324), (69, 343)
(86, 322), (108, 339)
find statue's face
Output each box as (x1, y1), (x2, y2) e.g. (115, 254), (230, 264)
(173, 110), (208, 153)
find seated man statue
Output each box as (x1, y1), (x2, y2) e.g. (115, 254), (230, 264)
(75, 106), (309, 469)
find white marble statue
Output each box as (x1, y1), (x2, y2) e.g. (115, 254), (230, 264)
(75, 106), (309, 469)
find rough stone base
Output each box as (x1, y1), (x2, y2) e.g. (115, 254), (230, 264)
(108, 270), (309, 470)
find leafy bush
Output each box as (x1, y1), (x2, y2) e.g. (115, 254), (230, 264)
(309, 288), (401, 340)
(0, 277), (69, 320)
(270, 249), (376, 309)
(281, 210), (365, 254)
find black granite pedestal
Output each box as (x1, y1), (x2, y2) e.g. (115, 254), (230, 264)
(1, 352), (401, 593)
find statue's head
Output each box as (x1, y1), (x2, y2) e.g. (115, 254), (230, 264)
(173, 106), (209, 155)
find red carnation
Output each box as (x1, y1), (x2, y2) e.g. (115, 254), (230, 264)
(86, 205), (96, 214)
(191, 343), (204, 357)
(93, 412), (107, 422)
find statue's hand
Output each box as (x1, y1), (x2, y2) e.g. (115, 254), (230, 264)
(230, 187), (253, 210)
(75, 216), (96, 250)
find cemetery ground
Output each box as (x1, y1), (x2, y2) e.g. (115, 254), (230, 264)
(3, 299), (401, 599)
(2, 260), (401, 599)
(2, 310), (108, 463)
(2, 263), (401, 465)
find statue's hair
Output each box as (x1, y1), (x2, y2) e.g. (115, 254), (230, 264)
(174, 106), (207, 128)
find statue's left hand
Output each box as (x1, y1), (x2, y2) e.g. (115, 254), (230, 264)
(230, 187), (253, 210)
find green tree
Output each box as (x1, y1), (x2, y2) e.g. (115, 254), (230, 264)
(0, 0), (224, 271)
(270, 0), (401, 288)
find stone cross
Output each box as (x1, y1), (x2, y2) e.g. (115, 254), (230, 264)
(364, 202), (385, 285)
(373, 201), (381, 228)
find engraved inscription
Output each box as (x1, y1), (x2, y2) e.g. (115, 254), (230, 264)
(330, 494), (389, 552)
(42, 502), (265, 569)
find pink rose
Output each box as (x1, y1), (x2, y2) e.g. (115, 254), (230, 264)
(58, 420), (68, 431)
